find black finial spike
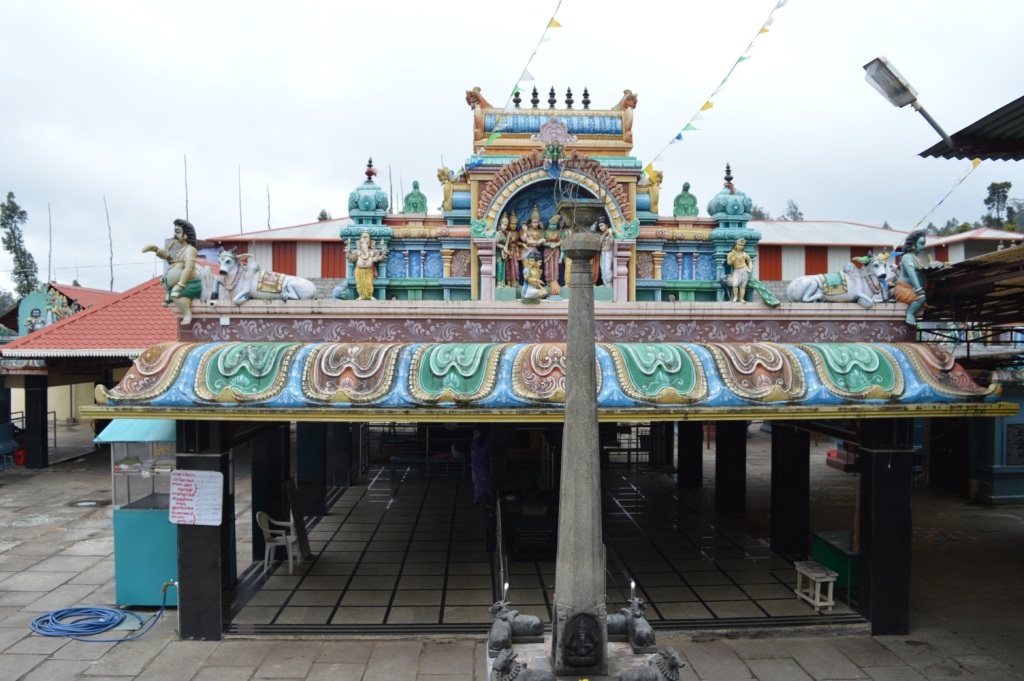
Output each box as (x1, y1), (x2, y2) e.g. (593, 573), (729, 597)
(513, 87), (522, 108)
(565, 87), (574, 109)
(724, 164), (733, 185)
(366, 157), (375, 181)
(531, 86), (540, 108)
(548, 86), (557, 108)
(582, 87), (590, 109)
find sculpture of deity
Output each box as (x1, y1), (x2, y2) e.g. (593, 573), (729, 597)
(521, 205), (545, 262)
(346, 231), (388, 300)
(495, 214), (510, 287)
(673, 181), (699, 217)
(542, 216), (564, 285)
(505, 210), (521, 287)
(403, 180), (428, 214)
(726, 238), (753, 303)
(142, 218), (203, 325)
(597, 216), (614, 286)
(895, 229), (935, 325)
(521, 256), (548, 300)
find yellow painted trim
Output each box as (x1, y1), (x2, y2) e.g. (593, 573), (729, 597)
(81, 401), (1019, 424)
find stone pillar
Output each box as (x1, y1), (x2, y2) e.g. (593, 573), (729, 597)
(24, 375), (49, 469)
(714, 420), (747, 514)
(553, 230), (607, 676)
(296, 422), (327, 516)
(441, 248), (454, 278)
(770, 422), (810, 557)
(175, 421), (233, 641)
(858, 418), (914, 635)
(652, 250), (664, 280)
(327, 423), (351, 489)
(251, 424), (290, 562)
(677, 421), (704, 487)
(613, 240), (632, 302)
(476, 238), (496, 301)
(0, 376), (10, 424)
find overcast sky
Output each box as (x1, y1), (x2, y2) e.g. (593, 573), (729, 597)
(2, 0), (1023, 293)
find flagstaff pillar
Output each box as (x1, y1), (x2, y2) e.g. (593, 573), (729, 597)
(553, 230), (607, 676)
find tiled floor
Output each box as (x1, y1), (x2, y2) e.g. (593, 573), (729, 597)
(229, 457), (859, 633)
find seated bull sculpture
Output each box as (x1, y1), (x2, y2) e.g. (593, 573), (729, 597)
(487, 599), (544, 657)
(617, 646), (687, 681)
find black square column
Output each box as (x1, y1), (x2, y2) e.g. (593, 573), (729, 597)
(858, 417), (914, 636)
(24, 375), (48, 469)
(175, 421), (232, 641)
(770, 422), (810, 557)
(677, 421), (704, 487)
(327, 423), (351, 489)
(0, 376), (11, 424)
(715, 420), (747, 514)
(251, 424), (290, 562)
(296, 422), (327, 516)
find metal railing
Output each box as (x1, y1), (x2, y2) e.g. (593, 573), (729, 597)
(9, 410), (57, 448)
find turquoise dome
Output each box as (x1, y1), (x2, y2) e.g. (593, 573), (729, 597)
(348, 158), (389, 213)
(706, 164), (752, 220)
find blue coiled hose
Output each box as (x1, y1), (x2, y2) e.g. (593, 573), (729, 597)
(30, 582), (175, 642)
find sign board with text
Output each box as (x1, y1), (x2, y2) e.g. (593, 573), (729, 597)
(169, 470), (224, 526)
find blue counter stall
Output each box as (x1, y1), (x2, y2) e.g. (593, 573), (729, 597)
(95, 419), (179, 607)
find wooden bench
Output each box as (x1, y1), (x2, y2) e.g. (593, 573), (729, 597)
(389, 456), (466, 479)
(794, 560), (838, 611)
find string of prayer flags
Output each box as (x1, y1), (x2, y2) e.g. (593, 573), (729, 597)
(912, 158), (982, 229)
(644, 0), (789, 164)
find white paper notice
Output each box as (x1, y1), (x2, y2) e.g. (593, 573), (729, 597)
(169, 470), (224, 526)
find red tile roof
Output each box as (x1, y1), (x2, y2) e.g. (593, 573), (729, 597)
(49, 282), (121, 309)
(0, 278), (178, 358)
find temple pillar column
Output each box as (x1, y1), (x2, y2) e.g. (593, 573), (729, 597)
(677, 421), (704, 487)
(714, 420), (747, 514)
(770, 422), (810, 557)
(613, 240), (632, 302)
(476, 238), (496, 301)
(858, 417), (914, 635)
(296, 422), (327, 516)
(175, 421), (233, 641)
(25, 375), (48, 469)
(441, 248), (454, 278)
(327, 423), (352, 489)
(0, 376), (10, 424)
(251, 424), (290, 562)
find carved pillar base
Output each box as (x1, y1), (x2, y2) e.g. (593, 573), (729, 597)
(475, 238), (496, 301)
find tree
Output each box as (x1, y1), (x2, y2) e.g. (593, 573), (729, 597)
(984, 182), (1012, 223)
(940, 217), (960, 236)
(0, 288), (15, 314)
(317, 209), (331, 222)
(750, 204), (772, 220)
(0, 192), (40, 297)
(882, 221), (892, 230)
(780, 199), (803, 221)
(925, 222), (939, 235)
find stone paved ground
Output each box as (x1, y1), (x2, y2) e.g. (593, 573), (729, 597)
(0, 424), (1022, 680)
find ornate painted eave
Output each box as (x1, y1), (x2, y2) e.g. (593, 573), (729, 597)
(81, 341), (1015, 423)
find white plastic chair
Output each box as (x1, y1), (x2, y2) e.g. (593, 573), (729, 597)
(256, 511), (300, 574)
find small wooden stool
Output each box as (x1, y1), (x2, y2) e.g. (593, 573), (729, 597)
(793, 560), (838, 611)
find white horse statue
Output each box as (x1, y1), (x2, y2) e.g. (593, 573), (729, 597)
(217, 248), (317, 304)
(786, 252), (896, 308)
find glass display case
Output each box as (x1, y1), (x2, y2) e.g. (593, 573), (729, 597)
(95, 419), (179, 607)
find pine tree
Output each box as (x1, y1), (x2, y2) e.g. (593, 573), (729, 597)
(0, 192), (40, 297)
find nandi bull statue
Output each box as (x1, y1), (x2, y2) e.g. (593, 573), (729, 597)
(607, 596), (657, 653)
(490, 649), (556, 681)
(217, 248), (317, 304)
(617, 646), (687, 681)
(786, 251), (896, 308)
(487, 599), (544, 658)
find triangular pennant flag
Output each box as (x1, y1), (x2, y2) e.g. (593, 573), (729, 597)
(548, 18), (562, 28)
(521, 70), (534, 82)
(759, 27), (770, 34)
(775, 0), (788, 7)
(652, 155), (665, 163)
(692, 113), (705, 121)
(486, 132), (502, 145)
(737, 55), (751, 64)
(540, 35), (551, 44)
(503, 102), (517, 113)
(683, 123), (698, 131)
(971, 158), (981, 168)
(670, 134), (684, 144)
(511, 85), (521, 97)
(700, 101), (714, 112)
(643, 163), (656, 182)
(467, 157), (484, 170)
(764, 16), (774, 26)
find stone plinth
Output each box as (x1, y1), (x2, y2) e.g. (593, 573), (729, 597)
(553, 230), (608, 676)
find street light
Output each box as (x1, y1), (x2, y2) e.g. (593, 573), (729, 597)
(863, 56), (954, 149)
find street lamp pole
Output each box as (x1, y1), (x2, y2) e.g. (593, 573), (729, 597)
(863, 56), (954, 150)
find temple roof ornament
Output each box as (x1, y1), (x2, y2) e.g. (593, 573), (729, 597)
(673, 182), (700, 217)
(707, 164), (752, 221)
(347, 158), (389, 224)
(531, 116), (579, 146)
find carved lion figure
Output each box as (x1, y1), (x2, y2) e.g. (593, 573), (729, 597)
(466, 86), (492, 109)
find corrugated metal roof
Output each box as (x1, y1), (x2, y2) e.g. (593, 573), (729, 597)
(209, 217), (353, 242)
(920, 95), (1024, 161)
(752, 221), (908, 247)
(927, 228), (1024, 247)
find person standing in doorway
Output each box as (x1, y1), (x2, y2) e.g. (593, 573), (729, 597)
(471, 426), (496, 552)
